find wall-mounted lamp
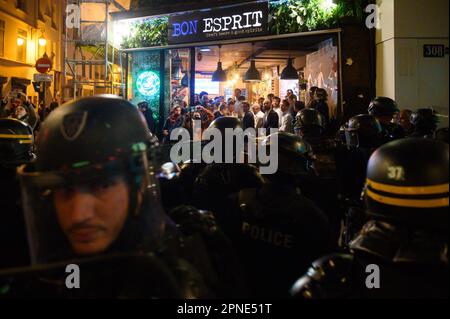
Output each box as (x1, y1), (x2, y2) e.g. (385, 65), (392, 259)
(17, 38), (25, 46)
(38, 36), (47, 47)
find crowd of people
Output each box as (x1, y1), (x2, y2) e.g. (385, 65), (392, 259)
(158, 86), (349, 149)
(1, 91), (60, 134)
(0, 88), (448, 299)
(160, 88), (320, 142)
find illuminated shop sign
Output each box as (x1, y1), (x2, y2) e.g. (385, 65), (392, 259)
(136, 71), (160, 97)
(168, 1), (269, 44)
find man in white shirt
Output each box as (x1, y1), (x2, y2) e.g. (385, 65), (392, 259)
(252, 103), (265, 129)
(235, 96), (246, 119)
(280, 99), (294, 134)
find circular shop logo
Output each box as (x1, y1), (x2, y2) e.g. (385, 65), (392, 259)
(136, 71), (160, 97)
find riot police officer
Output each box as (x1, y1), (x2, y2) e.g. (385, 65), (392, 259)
(223, 132), (332, 297)
(339, 115), (385, 200)
(294, 108), (324, 139)
(294, 108), (343, 240)
(294, 108), (339, 178)
(1, 95), (240, 298)
(291, 138), (449, 298)
(368, 97), (405, 142)
(409, 108), (439, 138)
(0, 118), (35, 268)
(193, 117), (265, 209)
(338, 115), (385, 247)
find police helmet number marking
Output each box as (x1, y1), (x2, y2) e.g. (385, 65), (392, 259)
(387, 166), (405, 181)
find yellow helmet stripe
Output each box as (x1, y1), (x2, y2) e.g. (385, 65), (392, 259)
(18, 139), (33, 144)
(367, 179), (449, 196)
(0, 134), (33, 139)
(366, 188), (449, 208)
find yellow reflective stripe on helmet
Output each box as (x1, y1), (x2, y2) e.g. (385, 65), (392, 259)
(366, 188), (449, 208)
(18, 139), (33, 144)
(367, 179), (449, 196)
(0, 134), (33, 139)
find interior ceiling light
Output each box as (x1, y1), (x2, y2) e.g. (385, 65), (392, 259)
(244, 43), (261, 83)
(212, 45), (227, 82)
(280, 57), (299, 80)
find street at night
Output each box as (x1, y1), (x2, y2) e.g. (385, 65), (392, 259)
(0, 0), (448, 305)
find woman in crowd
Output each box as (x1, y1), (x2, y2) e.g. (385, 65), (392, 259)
(162, 105), (184, 144)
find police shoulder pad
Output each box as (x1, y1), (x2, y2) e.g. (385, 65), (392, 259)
(290, 253), (354, 299)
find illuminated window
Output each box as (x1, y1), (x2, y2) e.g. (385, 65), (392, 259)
(17, 29), (27, 62)
(0, 20), (4, 57)
(195, 77), (219, 95)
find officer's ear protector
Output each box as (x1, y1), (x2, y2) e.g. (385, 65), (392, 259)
(344, 128), (359, 148)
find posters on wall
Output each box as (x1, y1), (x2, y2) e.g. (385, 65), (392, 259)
(305, 38), (338, 116)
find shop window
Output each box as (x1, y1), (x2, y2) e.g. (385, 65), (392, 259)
(168, 49), (190, 109)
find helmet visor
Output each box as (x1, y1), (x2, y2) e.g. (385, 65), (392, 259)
(345, 129), (360, 148)
(16, 154), (159, 265)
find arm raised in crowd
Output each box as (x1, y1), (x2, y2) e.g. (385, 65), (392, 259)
(20, 94), (38, 130)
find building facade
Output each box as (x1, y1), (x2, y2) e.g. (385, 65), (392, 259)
(376, 0), (449, 127)
(0, 0), (64, 106)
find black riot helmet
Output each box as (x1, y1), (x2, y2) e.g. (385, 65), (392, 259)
(206, 116), (242, 135)
(261, 132), (312, 176)
(410, 108), (439, 135)
(344, 114), (384, 149)
(364, 138), (449, 232)
(137, 101), (149, 111)
(294, 108), (324, 137)
(368, 97), (399, 118)
(17, 95), (165, 264)
(203, 116), (246, 162)
(0, 118), (35, 167)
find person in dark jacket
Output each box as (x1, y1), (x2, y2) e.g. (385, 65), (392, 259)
(163, 105), (184, 144)
(242, 102), (255, 130)
(138, 101), (156, 135)
(262, 99), (279, 135)
(311, 88), (330, 128)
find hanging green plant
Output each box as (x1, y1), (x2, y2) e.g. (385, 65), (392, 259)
(120, 0), (369, 49)
(269, 0), (369, 35)
(121, 17), (168, 49)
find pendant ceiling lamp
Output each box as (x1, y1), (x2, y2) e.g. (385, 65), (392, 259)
(212, 45), (227, 82)
(280, 57), (299, 80)
(244, 43), (261, 83)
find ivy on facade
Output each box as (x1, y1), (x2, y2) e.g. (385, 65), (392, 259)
(121, 0), (369, 49)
